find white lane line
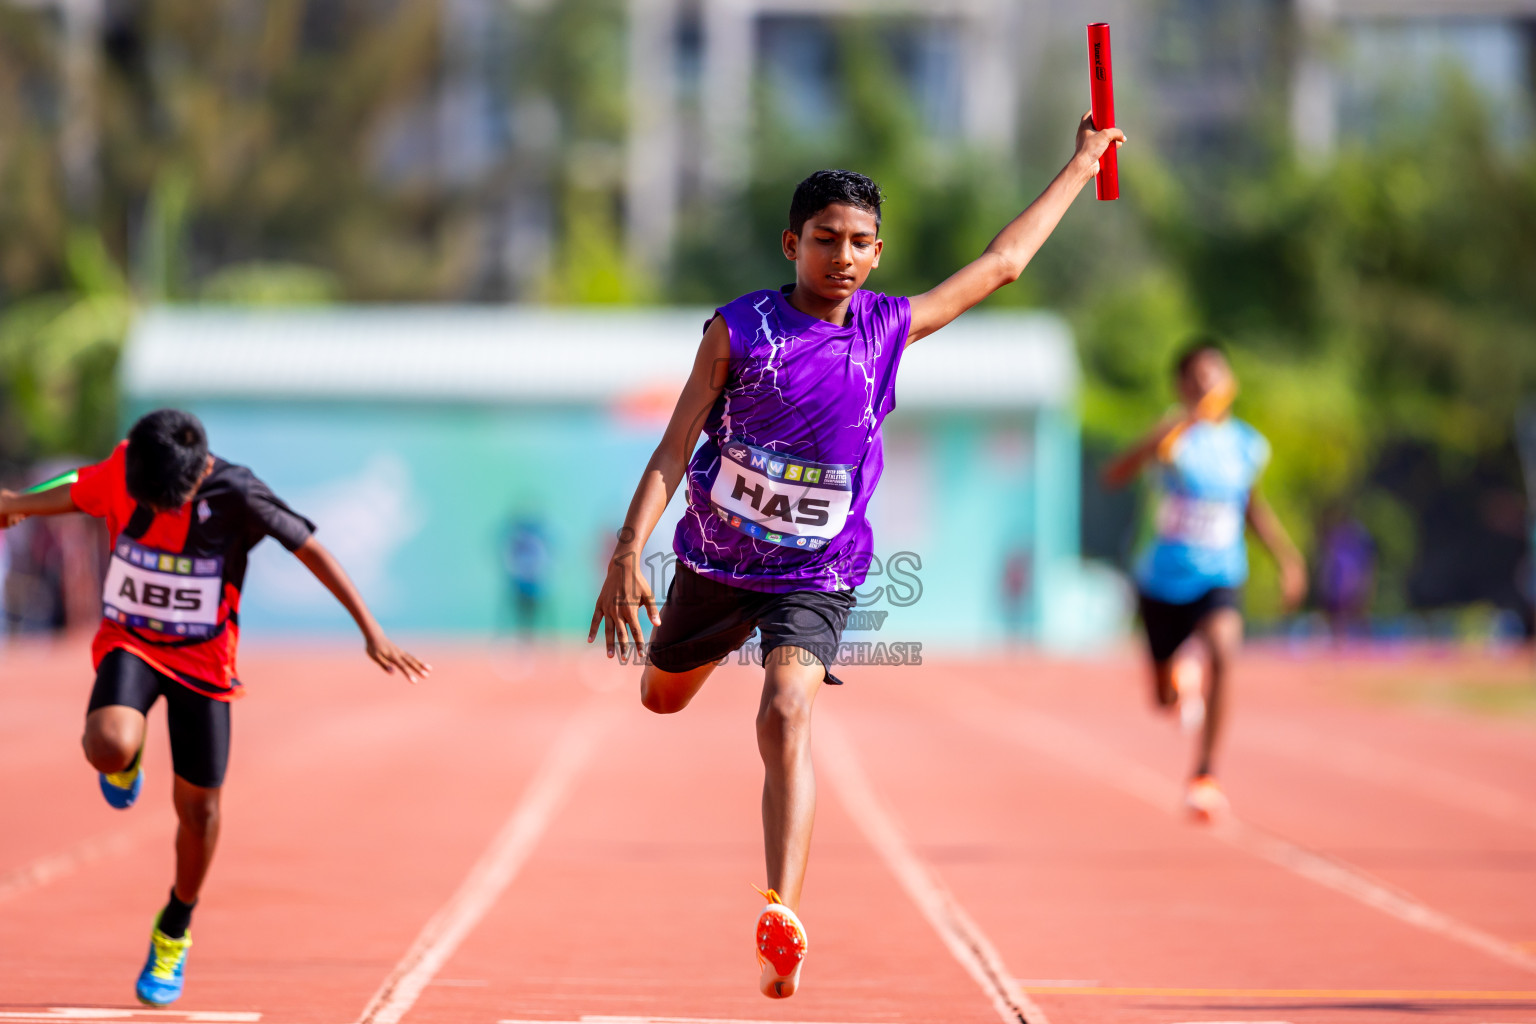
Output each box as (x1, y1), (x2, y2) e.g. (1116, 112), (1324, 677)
(0, 814), (174, 904)
(0, 1013), (259, 1022)
(944, 691), (1536, 976)
(1245, 720), (1536, 832)
(1009, 984), (1536, 998)
(500, 1017), (900, 1023)
(1222, 820), (1536, 974)
(354, 695), (619, 1024)
(818, 714), (1050, 1024)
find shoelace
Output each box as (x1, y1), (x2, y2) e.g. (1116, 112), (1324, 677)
(106, 748), (144, 788)
(752, 884), (780, 966)
(149, 934), (188, 978)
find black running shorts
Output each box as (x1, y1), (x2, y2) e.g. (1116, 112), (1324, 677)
(647, 565), (857, 683)
(87, 649), (231, 788)
(1137, 586), (1240, 665)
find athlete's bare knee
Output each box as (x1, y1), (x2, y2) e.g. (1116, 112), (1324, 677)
(640, 685), (688, 715)
(81, 717), (140, 773)
(756, 686), (812, 752)
(1204, 646), (1227, 678)
(175, 788), (220, 836)
(82, 734), (134, 773)
(639, 668), (694, 714)
(1203, 614), (1242, 678)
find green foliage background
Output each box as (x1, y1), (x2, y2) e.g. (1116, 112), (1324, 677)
(1, 3), (1532, 620)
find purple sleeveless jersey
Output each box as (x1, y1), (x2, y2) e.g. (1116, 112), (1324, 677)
(673, 286), (910, 593)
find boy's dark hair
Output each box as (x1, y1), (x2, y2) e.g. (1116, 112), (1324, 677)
(788, 169), (884, 236)
(126, 409), (209, 509)
(1174, 336), (1228, 378)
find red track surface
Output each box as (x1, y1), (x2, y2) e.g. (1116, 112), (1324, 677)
(4, 638), (1536, 1024)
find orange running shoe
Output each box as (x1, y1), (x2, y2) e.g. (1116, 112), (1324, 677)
(754, 886), (807, 999)
(1185, 774), (1229, 823)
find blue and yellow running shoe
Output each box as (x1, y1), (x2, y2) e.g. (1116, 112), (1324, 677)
(135, 921), (191, 1007)
(99, 748), (144, 809)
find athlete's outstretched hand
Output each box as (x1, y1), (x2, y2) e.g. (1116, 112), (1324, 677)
(0, 489), (25, 529)
(293, 536), (431, 684)
(906, 113), (1128, 346)
(0, 486), (71, 527)
(1247, 493), (1307, 615)
(1075, 110), (1125, 174)
(366, 631), (432, 684)
(590, 550), (660, 659)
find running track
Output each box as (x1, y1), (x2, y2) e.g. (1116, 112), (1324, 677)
(4, 639), (1536, 1024)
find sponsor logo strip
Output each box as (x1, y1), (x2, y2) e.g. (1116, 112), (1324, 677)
(719, 441), (854, 492)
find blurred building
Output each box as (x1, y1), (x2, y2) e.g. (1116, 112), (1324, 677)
(119, 306), (1120, 651)
(625, 0), (1024, 273)
(7, 0), (1533, 296)
(621, 0), (1536, 272)
(1292, 0), (1536, 159)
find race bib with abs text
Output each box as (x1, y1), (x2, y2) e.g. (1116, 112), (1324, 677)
(101, 539), (223, 639)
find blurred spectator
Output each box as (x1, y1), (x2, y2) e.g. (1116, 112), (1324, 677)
(502, 514), (551, 636)
(0, 526), (9, 634)
(3, 510), (105, 635)
(1000, 547), (1031, 646)
(1317, 510), (1376, 641)
(1516, 550), (1535, 643)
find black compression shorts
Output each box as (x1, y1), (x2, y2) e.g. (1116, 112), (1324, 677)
(1136, 586), (1240, 665)
(646, 565), (857, 684)
(87, 649), (231, 788)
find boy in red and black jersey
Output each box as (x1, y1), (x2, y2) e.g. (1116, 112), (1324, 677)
(0, 409), (429, 1007)
(78, 432), (318, 698)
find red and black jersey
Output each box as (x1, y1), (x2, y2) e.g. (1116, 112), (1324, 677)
(72, 441), (316, 700)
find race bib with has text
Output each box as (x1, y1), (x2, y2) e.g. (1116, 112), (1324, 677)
(709, 441), (856, 550)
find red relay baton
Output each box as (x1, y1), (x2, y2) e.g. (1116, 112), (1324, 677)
(1087, 22), (1118, 201)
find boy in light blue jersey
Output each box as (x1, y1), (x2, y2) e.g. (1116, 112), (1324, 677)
(1104, 340), (1305, 820)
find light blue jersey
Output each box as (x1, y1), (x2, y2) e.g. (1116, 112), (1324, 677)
(1134, 417), (1270, 604)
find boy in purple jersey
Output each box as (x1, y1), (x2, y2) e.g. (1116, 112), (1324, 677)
(590, 114), (1124, 999)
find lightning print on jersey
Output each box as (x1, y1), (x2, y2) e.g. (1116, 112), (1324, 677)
(672, 288), (910, 595)
(682, 296), (798, 579)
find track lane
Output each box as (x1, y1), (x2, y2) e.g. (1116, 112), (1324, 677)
(6, 646), (1535, 1024)
(399, 658), (1003, 1024)
(843, 655), (1536, 1024)
(0, 646), (591, 1019)
(0, 638), (173, 882)
(963, 654), (1536, 961)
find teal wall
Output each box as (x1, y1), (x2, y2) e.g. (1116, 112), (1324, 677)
(141, 400), (657, 636)
(867, 414), (1040, 648)
(131, 398), (1082, 649)
(1032, 405), (1085, 645)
